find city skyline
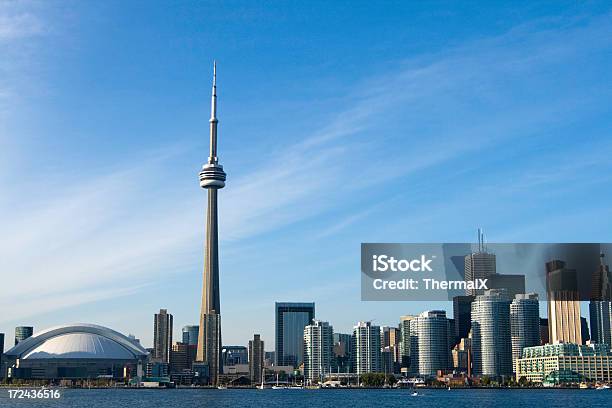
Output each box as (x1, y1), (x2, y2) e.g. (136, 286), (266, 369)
(2, 1), (612, 350)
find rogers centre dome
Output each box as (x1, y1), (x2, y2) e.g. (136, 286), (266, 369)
(4, 323), (148, 380)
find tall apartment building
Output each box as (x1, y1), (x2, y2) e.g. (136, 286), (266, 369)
(303, 320), (334, 382)
(153, 309), (173, 363)
(248, 334), (264, 385)
(471, 289), (513, 378)
(510, 293), (541, 371)
(409, 310), (450, 377)
(353, 321), (381, 375)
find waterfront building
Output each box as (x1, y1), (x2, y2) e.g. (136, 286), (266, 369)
(471, 289), (513, 378)
(546, 260), (582, 344)
(153, 309), (173, 363)
(409, 310), (450, 377)
(452, 337), (472, 374)
(4, 324), (148, 380)
(248, 334), (264, 384)
(196, 62), (227, 385)
(380, 326), (400, 372)
(182, 325), (199, 346)
(464, 231), (496, 296)
(222, 345), (248, 366)
(332, 333), (352, 373)
(170, 342), (190, 373)
(146, 360), (169, 378)
(516, 343), (612, 384)
(353, 321), (381, 375)
(303, 320), (334, 382)
(399, 315), (416, 372)
(275, 302), (315, 367)
(452, 295), (475, 342)
(14, 326), (33, 346)
(510, 293), (541, 371)
(264, 351), (275, 367)
(381, 347), (394, 375)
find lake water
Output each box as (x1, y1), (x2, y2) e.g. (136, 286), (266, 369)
(0, 388), (609, 407)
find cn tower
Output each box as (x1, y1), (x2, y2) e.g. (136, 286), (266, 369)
(196, 61), (226, 385)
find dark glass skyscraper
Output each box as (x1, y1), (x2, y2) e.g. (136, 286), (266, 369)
(453, 295), (475, 341)
(182, 325), (199, 346)
(275, 302), (315, 367)
(14, 326), (33, 346)
(589, 254), (612, 347)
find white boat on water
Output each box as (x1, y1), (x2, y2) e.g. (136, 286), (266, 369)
(596, 384), (610, 390)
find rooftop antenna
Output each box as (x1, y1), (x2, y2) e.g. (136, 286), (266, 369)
(477, 228), (487, 253)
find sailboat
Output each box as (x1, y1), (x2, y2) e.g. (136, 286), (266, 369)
(258, 368), (266, 390)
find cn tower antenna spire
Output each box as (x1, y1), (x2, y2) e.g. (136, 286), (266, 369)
(209, 60), (218, 163)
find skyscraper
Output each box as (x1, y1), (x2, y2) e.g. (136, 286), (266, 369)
(353, 321), (381, 375)
(275, 302), (315, 367)
(546, 260), (582, 344)
(471, 289), (513, 378)
(590, 301), (612, 347)
(182, 325), (199, 346)
(399, 315), (416, 372)
(409, 310), (450, 377)
(303, 320), (334, 382)
(464, 232), (496, 296)
(590, 254), (612, 348)
(14, 326), (33, 346)
(380, 326), (400, 372)
(510, 293), (541, 371)
(153, 309), (173, 363)
(332, 333), (353, 373)
(196, 62), (227, 385)
(221, 345), (248, 366)
(248, 334), (264, 385)
(170, 342), (190, 373)
(453, 295), (475, 342)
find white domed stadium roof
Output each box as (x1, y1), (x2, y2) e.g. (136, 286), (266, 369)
(5, 323), (148, 361)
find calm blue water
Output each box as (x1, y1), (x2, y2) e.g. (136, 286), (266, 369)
(0, 388), (608, 407)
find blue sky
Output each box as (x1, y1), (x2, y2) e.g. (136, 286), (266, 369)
(1, 0), (611, 350)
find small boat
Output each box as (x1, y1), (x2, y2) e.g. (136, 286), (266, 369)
(411, 391), (419, 396)
(217, 385), (227, 390)
(596, 384), (610, 390)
